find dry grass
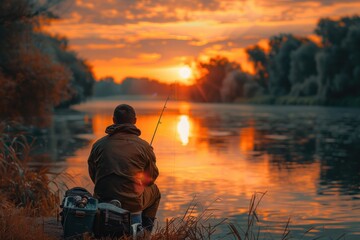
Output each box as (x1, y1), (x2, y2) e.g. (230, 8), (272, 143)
(0, 207), (57, 240)
(0, 124), (60, 216)
(0, 123), (62, 240)
(225, 191), (293, 240)
(150, 197), (226, 240)
(227, 192), (267, 240)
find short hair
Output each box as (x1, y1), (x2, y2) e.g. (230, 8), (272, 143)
(113, 104), (136, 124)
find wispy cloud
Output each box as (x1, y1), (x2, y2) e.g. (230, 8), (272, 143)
(49, 0), (360, 82)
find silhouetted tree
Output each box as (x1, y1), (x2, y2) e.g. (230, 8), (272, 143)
(93, 77), (121, 97)
(246, 45), (269, 92)
(0, 0), (61, 24)
(289, 41), (320, 97)
(315, 16), (360, 47)
(315, 16), (360, 101)
(120, 77), (170, 96)
(191, 56), (240, 102)
(267, 34), (305, 96)
(220, 70), (260, 102)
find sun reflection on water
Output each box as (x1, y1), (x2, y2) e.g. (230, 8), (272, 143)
(177, 115), (191, 146)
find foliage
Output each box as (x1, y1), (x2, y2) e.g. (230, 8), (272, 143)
(221, 70), (261, 102)
(37, 34), (95, 107)
(267, 34), (307, 96)
(93, 77), (121, 97)
(0, 46), (71, 125)
(190, 56), (241, 102)
(289, 42), (319, 97)
(246, 46), (269, 92)
(315, 16), (360, 100)
(0, 0), (60, 25)
(241, 15), (360, 106)
(0, 0), (95, 126)
(120, 77), (171, 96)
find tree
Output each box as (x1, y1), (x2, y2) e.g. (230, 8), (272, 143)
(0, 0), (94, 125)
(288, 41), (319, 97)
(267, 34), (304, 96)
(119, 77), (170, 96)
(93, 77), (121, 97)
(246, 45), (269, 92)
(314, 16), (360, 100)
(33, 34), (95, 107)
(220, 70), (258, 102)
(0, 0), (61, 25)
(191, 56), (240, 102)
(315, 16), (360, 47)
(0, 46), (70, 125)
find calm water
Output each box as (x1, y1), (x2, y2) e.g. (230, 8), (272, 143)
(34, 97), (360, 239)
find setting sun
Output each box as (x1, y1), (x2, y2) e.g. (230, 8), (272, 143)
(178, 66), (192, 80)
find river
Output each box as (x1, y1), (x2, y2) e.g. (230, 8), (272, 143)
(32, 96), (360, 239)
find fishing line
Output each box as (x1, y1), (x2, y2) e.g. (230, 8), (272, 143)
(150, 95), (170, 146)
(149, 83), (178, 195)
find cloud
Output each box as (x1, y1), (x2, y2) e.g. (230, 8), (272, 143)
(57, 0), (231, 25)
(138, 53), (162, 61)
(48, 0), (360, 83)
(56, 0), (360, 26)
(71, 43), (126, 50)
(75, 0), (95, 9)
(257, 0), (360, 7)
(255, 0), (360, 22)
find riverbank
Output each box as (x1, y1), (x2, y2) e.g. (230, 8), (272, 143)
(235, 95), (360, 107)
(85, 94), (360, 108)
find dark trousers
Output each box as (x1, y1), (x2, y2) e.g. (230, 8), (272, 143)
(141, 184), (161, 219)
(94, 174), (161, 219)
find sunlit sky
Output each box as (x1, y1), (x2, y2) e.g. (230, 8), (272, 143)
(48, 0), (360, 84)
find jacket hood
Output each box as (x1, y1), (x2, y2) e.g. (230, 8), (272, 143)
(105, 123), (141, 136)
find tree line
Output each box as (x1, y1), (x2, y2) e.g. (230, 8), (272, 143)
(94, 15), (360, 106)
(0, 0), (95, 126)
(189, 15), (360, 105)
(93, 77), (171, 97)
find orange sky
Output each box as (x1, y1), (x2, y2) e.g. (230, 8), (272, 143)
(47, 0), (360, 84)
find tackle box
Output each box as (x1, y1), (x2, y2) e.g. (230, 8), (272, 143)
(62, 196), (98, 239)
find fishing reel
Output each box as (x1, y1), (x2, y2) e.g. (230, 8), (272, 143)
(74, 195), (89, 208)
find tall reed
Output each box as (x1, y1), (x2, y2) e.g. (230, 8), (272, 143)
(0, 122), (60, 216)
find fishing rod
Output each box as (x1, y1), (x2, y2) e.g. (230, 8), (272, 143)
(150, 95), (170, 146)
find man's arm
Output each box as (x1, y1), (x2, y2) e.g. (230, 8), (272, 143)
(88, 146), (97, 184)
(143, 146), (159, 186)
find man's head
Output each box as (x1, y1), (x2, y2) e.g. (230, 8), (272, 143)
(113, 104), (137, 124)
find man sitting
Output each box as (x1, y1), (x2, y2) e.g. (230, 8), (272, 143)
(87, 104), (161, 233)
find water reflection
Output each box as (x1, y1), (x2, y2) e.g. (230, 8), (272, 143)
(239, 125), (255, 152)
(177, 115), (190, 146)
(32, 101), (360, 239)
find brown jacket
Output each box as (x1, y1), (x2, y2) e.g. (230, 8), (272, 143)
(88, 123), (159, 204)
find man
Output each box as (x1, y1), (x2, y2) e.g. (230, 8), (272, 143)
(88, 104), (161, 233)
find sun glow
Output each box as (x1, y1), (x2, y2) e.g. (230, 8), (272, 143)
(178, 66), (192, 80)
